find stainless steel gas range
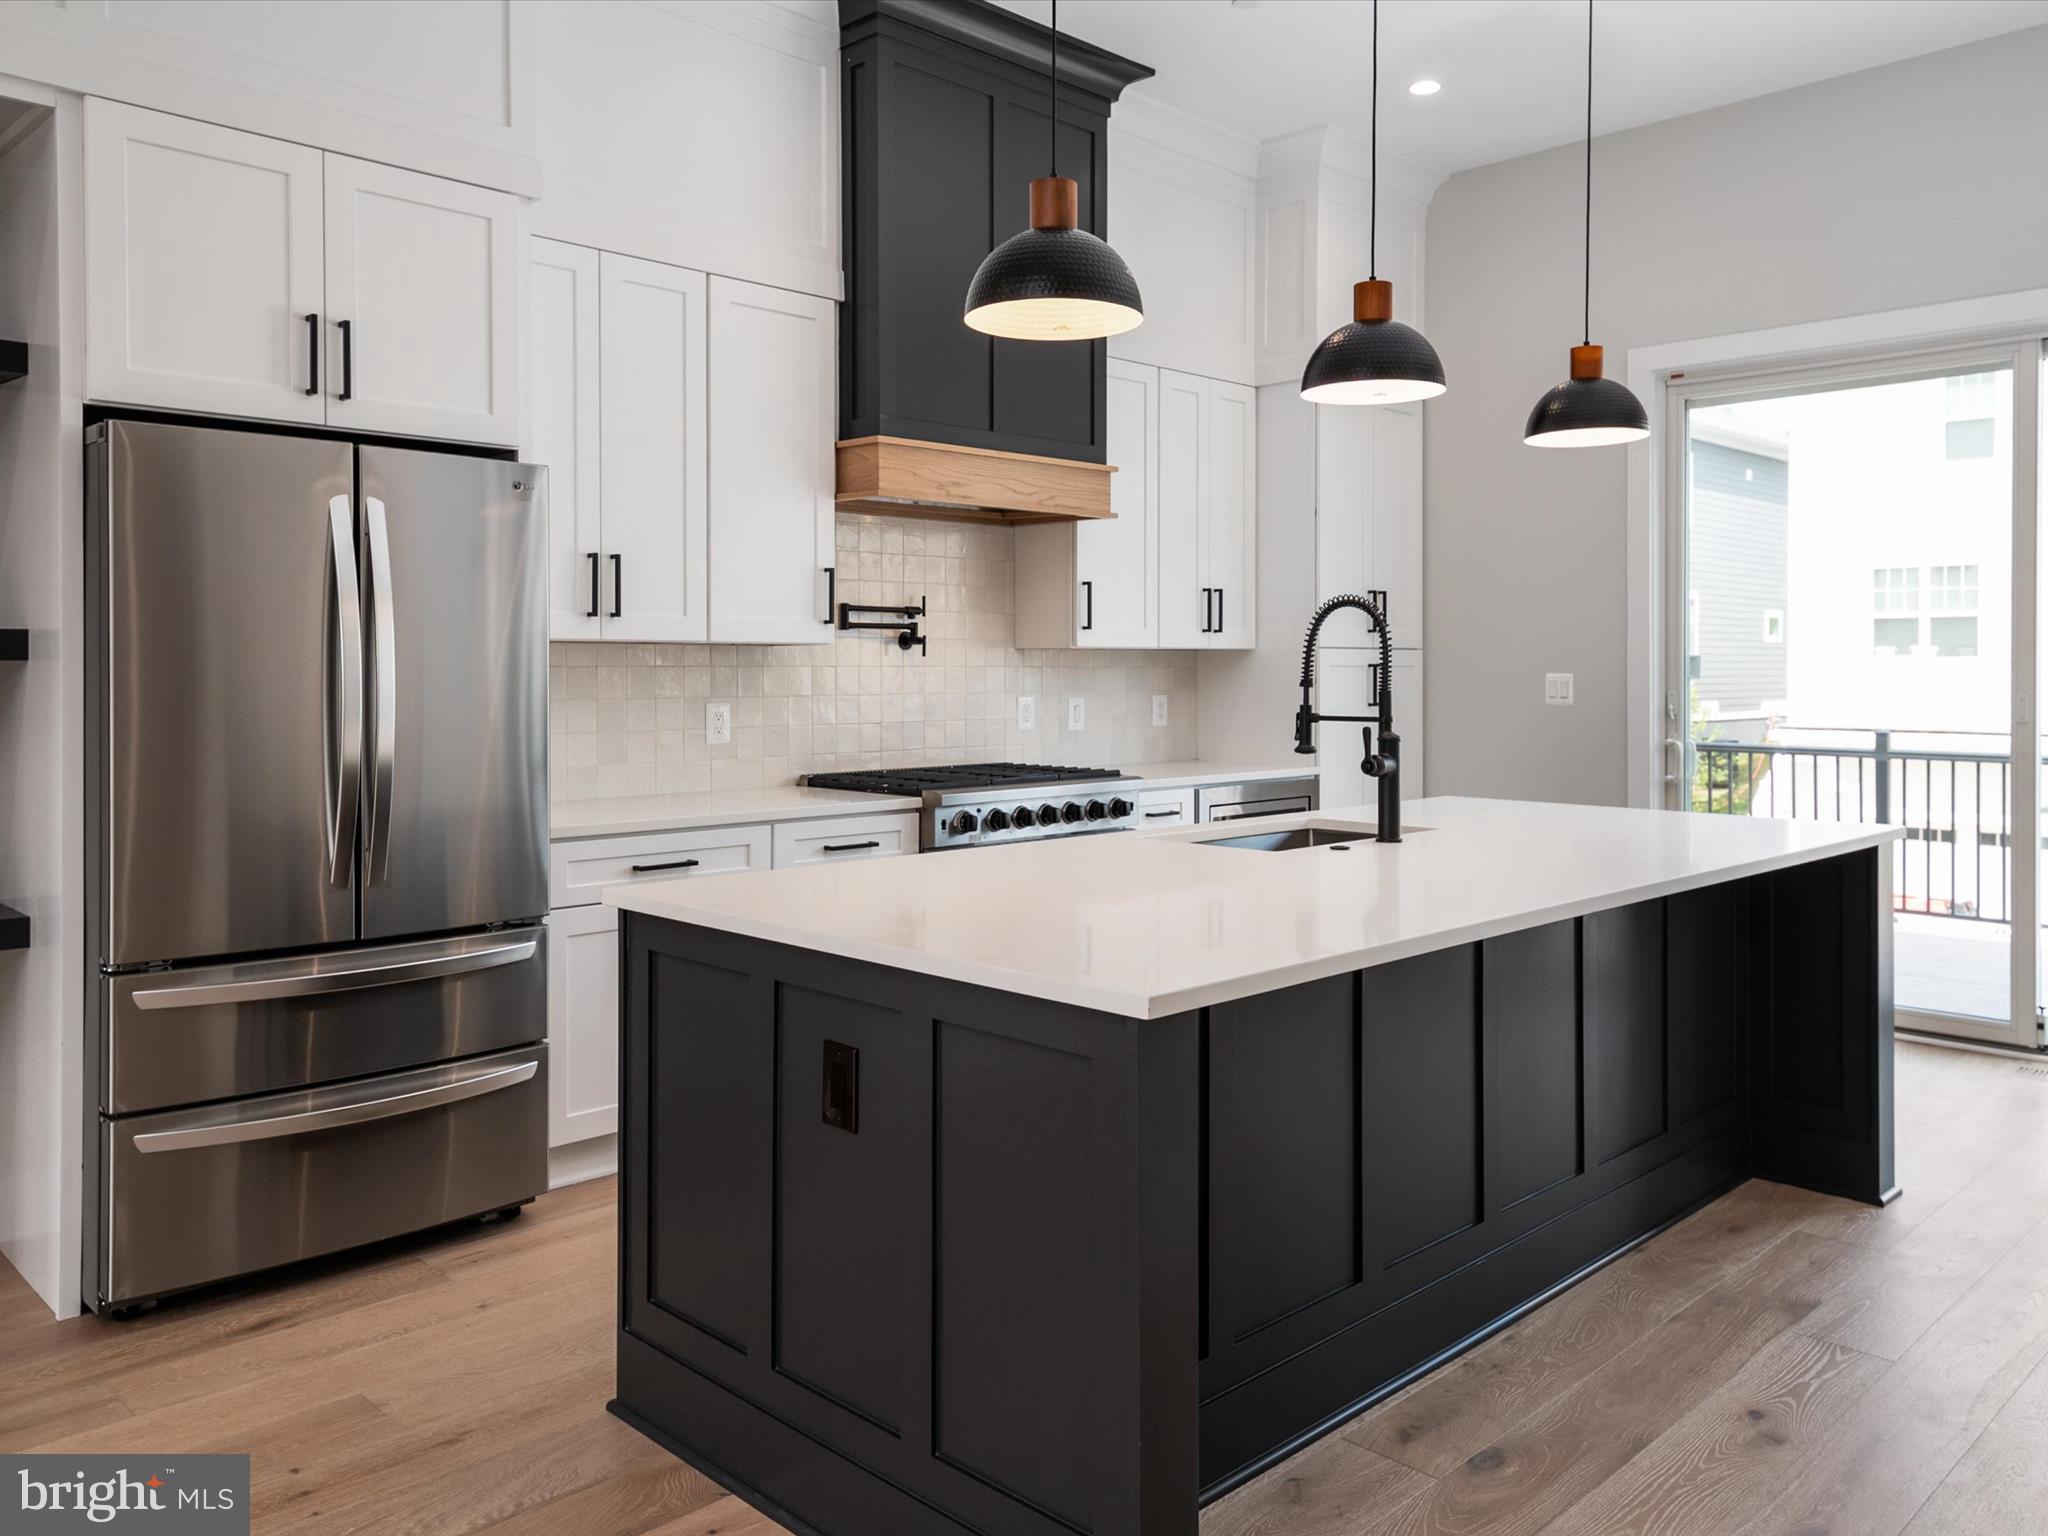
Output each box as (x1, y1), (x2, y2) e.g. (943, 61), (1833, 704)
(804, 763), (1144, 851)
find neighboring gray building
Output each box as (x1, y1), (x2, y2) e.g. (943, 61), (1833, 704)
(1688, 423), (1789, 720)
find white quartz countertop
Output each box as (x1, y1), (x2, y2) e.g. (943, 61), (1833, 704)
(549, 762), (1307, 839)
(606, 797), (1906, 1019)
(550, 786), (920, 840)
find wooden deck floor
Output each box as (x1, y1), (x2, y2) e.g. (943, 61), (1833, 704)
(6, 1040), (2048, 1534)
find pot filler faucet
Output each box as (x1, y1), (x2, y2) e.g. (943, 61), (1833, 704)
(1294, 593), (1401, 843)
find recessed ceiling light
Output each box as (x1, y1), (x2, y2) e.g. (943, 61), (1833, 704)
(1409, 79), (1442, 96)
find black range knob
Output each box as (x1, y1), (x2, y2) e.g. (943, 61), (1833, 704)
(1036, 803), (1061, 827)
(1014, 805), (1036, 829)
(947, 810), (978, 837)
(982, 807), (1011, 832)
(1060, 801), (1084, 824)
(1108, 797), (1133, 818)
(1084, 799), (1108, 821)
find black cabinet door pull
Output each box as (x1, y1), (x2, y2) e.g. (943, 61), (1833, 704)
(1200, 588), (1213, 633)
(1216, 587), (1224, 633)
(587, 552), (601, 618)
(304, 313), (319, 397)
(1143, 809), (1180, 818)
(336, 319), (354, 401)
(821, 840), (881, 853)
(630, 858), (700, 873)
(824, 565), (836, 625)
(1081, 579), (1093, 631)
(611, 553), (623, 618)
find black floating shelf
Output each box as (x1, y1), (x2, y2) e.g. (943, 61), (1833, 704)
(0, 903), (27, 952)
(0, 338), (23, 386)
(0, 630), (25, 661)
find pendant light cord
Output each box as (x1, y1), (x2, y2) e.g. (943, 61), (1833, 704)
(1369, 0), (1378, 281)
(1050, 0), (1059, 179)
(1583, 0), (1593, 346)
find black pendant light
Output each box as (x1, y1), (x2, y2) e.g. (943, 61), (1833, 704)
(1524, 0), (1649, 447)
(962, 0), (1143, 342)
(1300, 0), (1446, 405)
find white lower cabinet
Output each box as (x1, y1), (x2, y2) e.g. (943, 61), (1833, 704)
(547, 903), (620, 1148)
(772, 811), (918, 867)
(1135, 787), (1195, 827)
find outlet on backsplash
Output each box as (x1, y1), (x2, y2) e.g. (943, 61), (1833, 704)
(706, 701), (732, 746)
(547, 512), (1201, 802)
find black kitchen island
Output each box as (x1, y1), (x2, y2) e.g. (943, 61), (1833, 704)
(605, 798), (1900, 1536)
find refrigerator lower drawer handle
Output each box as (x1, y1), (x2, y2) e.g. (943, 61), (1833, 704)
(132, 1060), (538, 1154)
(129, 938), (538, 1011)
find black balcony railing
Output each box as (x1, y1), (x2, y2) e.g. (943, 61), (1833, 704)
(1693, 731), (2015, 922)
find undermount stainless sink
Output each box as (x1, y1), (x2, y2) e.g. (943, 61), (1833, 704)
(1195, 826), (1375, 852)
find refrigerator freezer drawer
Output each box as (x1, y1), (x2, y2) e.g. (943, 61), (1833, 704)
(100, 1044), (547, 1307)
(104, 926), (547, 1114)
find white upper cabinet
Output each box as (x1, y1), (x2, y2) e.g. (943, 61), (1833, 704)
(323, 154), (521, 444)
(1014, 359), (1160, 649)
(529, 238), (603, 640)
(707, 276), (836, 644)
(598, 252), (707, 644)
(1315, 400), (1422, 650)
(84, 100), (520, 444)
(85, 99), (326, 424)
(1158, 369), (1257, 650)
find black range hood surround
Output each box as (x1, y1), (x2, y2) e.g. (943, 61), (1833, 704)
(839, 0), (1152, 517)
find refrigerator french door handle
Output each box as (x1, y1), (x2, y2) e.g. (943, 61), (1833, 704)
(365, 495), (398, 884)
(130, 1059), (538, 1154)
(128, 935), (539, 1010)
(325, 495), (363, 888)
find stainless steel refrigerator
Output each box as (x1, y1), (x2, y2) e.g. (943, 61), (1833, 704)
(84, 418), (550, 1311)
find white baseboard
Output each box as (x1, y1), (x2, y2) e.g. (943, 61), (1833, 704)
(547, 1133), (617, 1189)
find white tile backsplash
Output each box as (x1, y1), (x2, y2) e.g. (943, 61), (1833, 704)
(549, 512), (1199, 801)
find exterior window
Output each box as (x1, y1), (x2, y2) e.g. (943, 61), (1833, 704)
(1929, 563), (1979, 657)
(1945, 373), (1996, 459)
(1873, 566), (1919, 653)
(1762, 609), (1784, 644)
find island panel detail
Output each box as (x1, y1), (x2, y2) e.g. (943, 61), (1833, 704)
(613, 845), (1894, 1536)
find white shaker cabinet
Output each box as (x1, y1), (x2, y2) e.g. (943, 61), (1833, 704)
(546, 903), (620, 1148)
(707, 276), (837, 643)
(599, 252), (709, 643)
(84, 100), (521, 445)
(1015, 358), (1160, 649)
(1315, 399), (1422, 650)
(529, 238), (604, 640)
(1317, 649), (1425, 808)
(84, 99), (326, 424)
(323, 154), (521, 445)
(1159, 369), (1257, 650)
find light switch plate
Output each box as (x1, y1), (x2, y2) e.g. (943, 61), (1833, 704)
(1544, 673), (1574, 706)
(1016, 695), (1036, 731)
(1152, 694), (1169, 727)
(1067, 696), (1086, 731)
(706, 700), (732, 744)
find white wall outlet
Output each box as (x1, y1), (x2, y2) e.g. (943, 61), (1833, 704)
(706, 700), (732, 744)
(1544, 673), (1575, 706)
(1152, 694), (1170, 727)
(1067, 696), (1086, 731)
(1016, 695), (1037, 731)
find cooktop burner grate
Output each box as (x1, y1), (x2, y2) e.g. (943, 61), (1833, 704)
(805, 762), (1125, 796)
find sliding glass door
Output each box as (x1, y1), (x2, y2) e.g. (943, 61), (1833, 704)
(1666, 339), (2042, 1048)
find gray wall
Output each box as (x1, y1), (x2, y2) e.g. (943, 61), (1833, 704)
(1422, 26), (2048, 805)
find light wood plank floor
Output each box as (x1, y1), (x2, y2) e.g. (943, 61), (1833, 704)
(7, 1040), (2048, 1534)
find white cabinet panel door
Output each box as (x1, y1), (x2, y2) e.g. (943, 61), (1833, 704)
(323, 153), (520, 445)
(598, 253), (708, 642)
(707, 277), (836, 643)
(530, 238), (603, 640)
(1157, 368), (1209, 649)
(546, 903), (618, 1147)
(1317, 649), (1423, 813)
(1315, 400), (1420, 651)
(1077, 359), (1160, 648)
(1205, 379), (1258, 649)
(84, 99), (325, 422)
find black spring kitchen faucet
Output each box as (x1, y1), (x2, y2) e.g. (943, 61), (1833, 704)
(1293, 592), (1401, 844)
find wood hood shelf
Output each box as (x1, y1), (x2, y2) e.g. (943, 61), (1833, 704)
(835, 436), (1114, 525)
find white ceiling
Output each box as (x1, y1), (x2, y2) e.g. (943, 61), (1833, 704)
(994, 0), (2048, 175)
